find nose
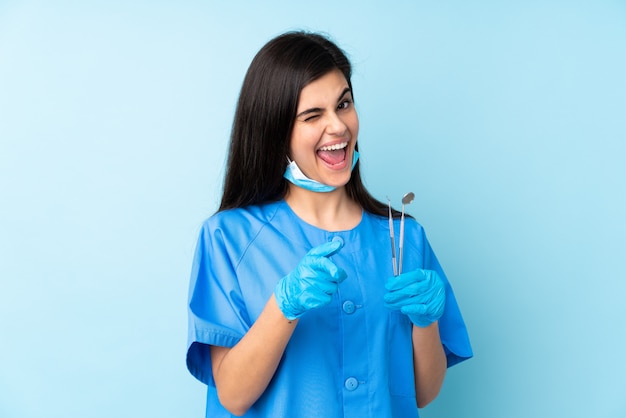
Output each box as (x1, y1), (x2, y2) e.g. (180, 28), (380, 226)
(325, 111), (348, 136)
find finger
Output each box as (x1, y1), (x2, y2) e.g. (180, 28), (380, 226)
(400, 303), (428, 318)
(307, 240), (344, 258)
(385, 269), (428, 291)
(331, 267), (348, 283)
(402, 298), (445, 321)
(399, 280), (432, 296)
(298, 287), (332, 308)
(384, 295), (405, 310)
(384, 290), (427, 307)
(385, 279), (445, 310)
(310, 278), (339, 296)
(307, 256), (347, 282)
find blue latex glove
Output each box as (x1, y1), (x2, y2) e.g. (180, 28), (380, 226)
(384, 269), (446, 328)
(275, 240), (347, 320)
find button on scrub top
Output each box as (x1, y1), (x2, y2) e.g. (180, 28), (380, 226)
(187, 200), (473, 418)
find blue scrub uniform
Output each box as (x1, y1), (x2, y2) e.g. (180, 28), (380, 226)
(187, 200), (472, 417)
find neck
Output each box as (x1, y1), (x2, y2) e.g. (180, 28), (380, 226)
(285, 185), (362, 231)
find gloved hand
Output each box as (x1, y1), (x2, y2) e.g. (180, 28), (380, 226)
(275, 240), (347, 320)
(384, 269), (446, 328)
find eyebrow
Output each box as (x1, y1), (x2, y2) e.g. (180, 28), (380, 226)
(296, 87), (352, 119)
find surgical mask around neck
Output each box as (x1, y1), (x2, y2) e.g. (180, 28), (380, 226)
(283, 150), (360, 193)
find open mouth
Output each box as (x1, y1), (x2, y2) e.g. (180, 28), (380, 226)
(316, 141), (348, 166)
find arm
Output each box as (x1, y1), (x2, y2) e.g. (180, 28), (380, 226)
(210, 240), (346, 416)
(210, 294), (297, 416)
(412, 321), (447, 408)
(384, 269), (447, 407)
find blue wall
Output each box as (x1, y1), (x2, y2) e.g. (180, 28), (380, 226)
(1, 1), (625, 417)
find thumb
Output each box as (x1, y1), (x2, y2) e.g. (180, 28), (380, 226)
(307, 239), (344, 258)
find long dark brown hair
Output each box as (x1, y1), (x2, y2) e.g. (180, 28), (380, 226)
(218, 31), (399, 218)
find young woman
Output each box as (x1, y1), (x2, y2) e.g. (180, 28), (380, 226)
(186, 31), (472, 417)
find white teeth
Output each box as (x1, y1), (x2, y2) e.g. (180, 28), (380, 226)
(319, 142), (348, 151)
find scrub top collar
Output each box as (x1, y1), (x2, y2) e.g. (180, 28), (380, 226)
(271, 200), (371, 254)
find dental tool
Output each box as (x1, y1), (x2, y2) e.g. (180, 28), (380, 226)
(387, 196), (398, 276)
(398, 192), (415, 275)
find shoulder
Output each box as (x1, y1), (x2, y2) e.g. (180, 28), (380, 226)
(203, 201), (280, 230)
(198, 202), (282, 252)
(404, 216), (426, 236)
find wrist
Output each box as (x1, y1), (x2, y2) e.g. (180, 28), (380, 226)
(269, 294), (300, 325)
(274, 275), (303, 320)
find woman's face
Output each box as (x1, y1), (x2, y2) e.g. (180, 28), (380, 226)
(289, 69), (359, 189)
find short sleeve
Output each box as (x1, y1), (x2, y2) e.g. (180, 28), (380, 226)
(186, 221), (252, 385)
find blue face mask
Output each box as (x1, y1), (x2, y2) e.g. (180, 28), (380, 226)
(283, 150), (360, 193)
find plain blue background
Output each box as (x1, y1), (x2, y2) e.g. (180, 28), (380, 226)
(1, 1), (625, 417)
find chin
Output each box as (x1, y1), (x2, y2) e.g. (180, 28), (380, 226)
(326, 175), (352, 189)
